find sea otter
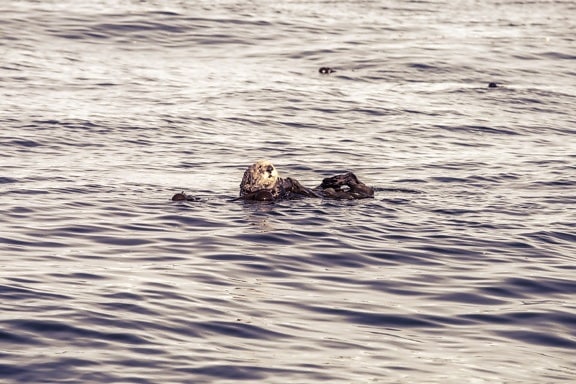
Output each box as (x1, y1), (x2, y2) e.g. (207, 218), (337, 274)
(237, 159), (374, 201)
(171, 160), (374, 202)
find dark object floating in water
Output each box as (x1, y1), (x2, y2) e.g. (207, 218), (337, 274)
(236, 160), (374, 201)
(488, 82), (498, 88)
(171, 191), (200, 202)
(319, 67), (335, 74)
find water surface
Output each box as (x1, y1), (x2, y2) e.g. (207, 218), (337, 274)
(1, 0), (575, 382)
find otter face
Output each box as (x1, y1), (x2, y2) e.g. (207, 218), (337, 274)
(240, 160), (280, 196)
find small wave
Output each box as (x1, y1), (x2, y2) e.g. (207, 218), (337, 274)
(0, 177), (18, 184)
(435, 124), (520, 136)
(434, 291), (508, 305)
(196, 320), (289, 340)
(524, 230), (576, 246)
(502, 277), (576, 296)
(304, 305), (443, 328)
(496, 330), (576, 349)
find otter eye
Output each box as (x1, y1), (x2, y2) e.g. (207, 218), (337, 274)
(266, 165), (274, 173)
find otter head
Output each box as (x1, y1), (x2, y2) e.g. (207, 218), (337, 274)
(239, 160), (280, 197)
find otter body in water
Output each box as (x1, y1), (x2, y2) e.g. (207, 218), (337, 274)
(171, 160), (374, 202)
(237, 160), (374, 201)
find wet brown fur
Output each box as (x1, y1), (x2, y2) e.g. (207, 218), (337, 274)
(238, 160), (373, 201)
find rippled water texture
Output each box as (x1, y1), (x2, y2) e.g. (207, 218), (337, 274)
(1, 0), (575, 382)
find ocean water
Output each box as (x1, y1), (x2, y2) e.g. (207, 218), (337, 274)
(1, 0), (575, 382)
